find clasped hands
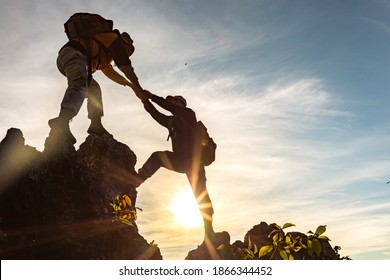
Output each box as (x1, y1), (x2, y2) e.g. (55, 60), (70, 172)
(135, 89), (153, 102)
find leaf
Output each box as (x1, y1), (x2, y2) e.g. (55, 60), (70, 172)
(124, 195), (132, 206)
(268, 229), (279, 238)
(315, 225), (327, 236)
(282, 223), (296, 229)
(271, 223), (282, 230)
(312, 239), (322, 257)
(280, 249), (289, 260)
(285, 235), (292, 245)
(318, 235), (331, 241)
(248, 237), (252, 250)
(253, 243), (259, 254)
(292, 246), (302, 252)
(289, 254), (294, 260)
(273, 233), (281, 245)
(216, 244), (225, 251)
(299, 240), (307, 249)
(307, 230), (314, 235)
(259, 245), (274, 257)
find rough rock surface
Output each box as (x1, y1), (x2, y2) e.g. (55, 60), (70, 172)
(1, 128), (345, 260)
(0, 128), (161, 259)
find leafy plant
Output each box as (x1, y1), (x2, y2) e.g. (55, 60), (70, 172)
(242, 237), (259, 260)
(307, 225), (330, 257)
(261, 223), (304, 260)
(109, 194), (138, 227)
(242, 223), (332, 260)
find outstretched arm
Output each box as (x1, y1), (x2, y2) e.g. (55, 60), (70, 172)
(142, 99), (170, 128)
(109, 36), (144, 94)
(118, 64), (143, 93)
(101, 65), (132, 87)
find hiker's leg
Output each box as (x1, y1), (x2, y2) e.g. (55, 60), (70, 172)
(137, 151), (186, 184)
(87, 78), (104, 118)
(49, 47), (87, 143)
(86, 79), (111, 135)
(56, 47), (88, 118)
(186, 166), (214, 234)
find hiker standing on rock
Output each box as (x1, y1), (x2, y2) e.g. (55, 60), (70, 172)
(49, 13), (144, 144)
(135, 90), (216, 239)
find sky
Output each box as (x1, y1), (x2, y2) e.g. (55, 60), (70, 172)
(1, 0), (390, 260)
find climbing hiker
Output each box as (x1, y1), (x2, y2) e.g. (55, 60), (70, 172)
(49, 13), (144, 144)
(135, 90), (217, 238)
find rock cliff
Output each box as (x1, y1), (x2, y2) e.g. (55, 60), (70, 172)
(0, 128), (344, 260)
(0, 128), (161, 259)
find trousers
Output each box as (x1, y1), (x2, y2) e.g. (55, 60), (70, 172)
(141, 151), (214, 221)
(56, 46), (104, 119)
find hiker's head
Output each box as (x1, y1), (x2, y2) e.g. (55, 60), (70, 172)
(166, 95), (187, 107)
(120, 32), (135, 56)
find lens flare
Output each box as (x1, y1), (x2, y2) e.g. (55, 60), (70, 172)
(170, 190), (203, 228)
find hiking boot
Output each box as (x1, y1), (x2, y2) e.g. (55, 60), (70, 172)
(87, 117), (112, 136)
(48, 116), (76, 144)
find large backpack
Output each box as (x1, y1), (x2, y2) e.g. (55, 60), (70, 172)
(64, 12), (114, 40)
(63, 13), (116, 84)
(193, 121), (217, 166)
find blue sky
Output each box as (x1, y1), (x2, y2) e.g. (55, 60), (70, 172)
(1, 0), (390, 260)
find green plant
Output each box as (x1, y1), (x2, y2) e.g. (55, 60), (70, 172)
(307, 225), (330, 257)
(109, 194), (138, 227)
(242, 223), (331, 260)
(260, 223), (304, 260)
(242, 238), (258, 260)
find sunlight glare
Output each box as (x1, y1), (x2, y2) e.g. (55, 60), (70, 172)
(170, 190), (203, 228)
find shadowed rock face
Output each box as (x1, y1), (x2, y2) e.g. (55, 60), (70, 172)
(0, 128), (161, 260)
(0, 128), (344, 260)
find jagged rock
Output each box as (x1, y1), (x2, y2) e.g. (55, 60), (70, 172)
(0, 128), (41, 191)
(186, 222), (342, 260)
(185, 231), (235, 260)
(0, 128), (161, 260)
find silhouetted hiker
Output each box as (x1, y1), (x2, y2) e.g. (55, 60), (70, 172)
(135, 90), (215, 238)
(49, 13), (144, 144)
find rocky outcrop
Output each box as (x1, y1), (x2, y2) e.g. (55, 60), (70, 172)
(0, 128), (161, 259)
(186, 222), (343, 260)
(1, 128), (345, 260)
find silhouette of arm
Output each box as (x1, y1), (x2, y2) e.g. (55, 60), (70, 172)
(101, 65), (132, 87)
(109, 38), (143, 93)
(143, 100), (170, 128)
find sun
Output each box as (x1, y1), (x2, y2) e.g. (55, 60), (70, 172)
(170, 189), (203, 228)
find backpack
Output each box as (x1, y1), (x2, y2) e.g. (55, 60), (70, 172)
(64, 12), (114, 40)
(63, 13), (115, 84)
(193, 121), (217, 166)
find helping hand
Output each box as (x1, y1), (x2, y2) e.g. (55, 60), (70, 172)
(136, 89), (153, 101)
